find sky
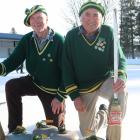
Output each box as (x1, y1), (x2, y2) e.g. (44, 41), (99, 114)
(0, 0), (69, 35)
(0, 0), (120, 36)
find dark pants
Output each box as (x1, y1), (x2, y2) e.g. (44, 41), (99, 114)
(5, 75), (65, 132)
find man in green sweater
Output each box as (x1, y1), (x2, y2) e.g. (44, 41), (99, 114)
(0, 5), (66, 134)
(52, 1), (128, 139)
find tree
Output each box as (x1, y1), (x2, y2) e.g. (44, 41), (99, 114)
(62, 0), (118, 29)
(62, 0), (84, 29)
(120, 0), (140, 58)
(136, 12), (140, 37)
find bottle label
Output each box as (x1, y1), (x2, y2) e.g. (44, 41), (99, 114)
(109, 111), (122, 125)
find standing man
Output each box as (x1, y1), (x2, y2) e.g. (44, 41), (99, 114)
(0, 5), (66, 134)
(52, 1), (128, 139)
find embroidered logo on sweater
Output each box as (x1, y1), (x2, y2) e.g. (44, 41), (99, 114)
(94, 37), (106, 52)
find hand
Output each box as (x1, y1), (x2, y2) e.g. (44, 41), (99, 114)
(51, 98), (64, 114)
(74, 97), (86, 112)
(113, 78), (126, 92)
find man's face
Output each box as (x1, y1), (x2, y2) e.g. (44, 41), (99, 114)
(29, 12), (48, 33)
(80, 8), (103, 33)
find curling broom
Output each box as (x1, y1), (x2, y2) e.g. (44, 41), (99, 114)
(106, 8), (122, 140)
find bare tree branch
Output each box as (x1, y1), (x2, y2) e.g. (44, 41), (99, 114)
(61, 0), (117, 28)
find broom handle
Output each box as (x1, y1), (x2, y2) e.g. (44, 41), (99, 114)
(113, 8), (119, 99)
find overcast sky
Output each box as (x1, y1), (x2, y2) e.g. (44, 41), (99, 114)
(0, 0), (68, 35)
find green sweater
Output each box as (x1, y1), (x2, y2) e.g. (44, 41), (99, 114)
(61, 25), (127, 101)
(0, 31), (66, 101)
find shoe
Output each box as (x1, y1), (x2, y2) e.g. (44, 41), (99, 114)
(12, 125), (26, 134)
(85, 134), (104, 140)
(58, 124), (67, 134)
(36, 120), (48, 128)
(97, 104), (108, 128)
(99, 104), (107, 111)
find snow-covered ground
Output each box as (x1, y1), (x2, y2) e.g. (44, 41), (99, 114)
(0, 58), (140, 139)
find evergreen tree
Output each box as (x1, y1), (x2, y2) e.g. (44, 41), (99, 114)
(135, 7), (140, 51)
(120, 0), (140, 58)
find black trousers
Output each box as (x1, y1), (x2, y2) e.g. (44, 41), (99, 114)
(5, 75), (65, 132)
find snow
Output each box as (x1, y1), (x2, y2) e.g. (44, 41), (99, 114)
(0, 58), (140, 139)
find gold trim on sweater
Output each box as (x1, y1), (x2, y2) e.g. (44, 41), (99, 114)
(81, 29), (101, 46)
(34, 38), (51, 55)
(33, 82), (57, 94)
(65, 84), (78, 94)
(79, 81), (103, 94)
(0, 63), (6, 76)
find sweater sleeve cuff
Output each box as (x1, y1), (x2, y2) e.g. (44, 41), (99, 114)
(118, 73), (127, 82)
(69, 91), (80, 101)
(55, 94), (65, 102)
(56, 87), (67, 102)
(0, 64), (2, 75)
(0, 63), (6, 76)
(118, 70), (127, 82)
